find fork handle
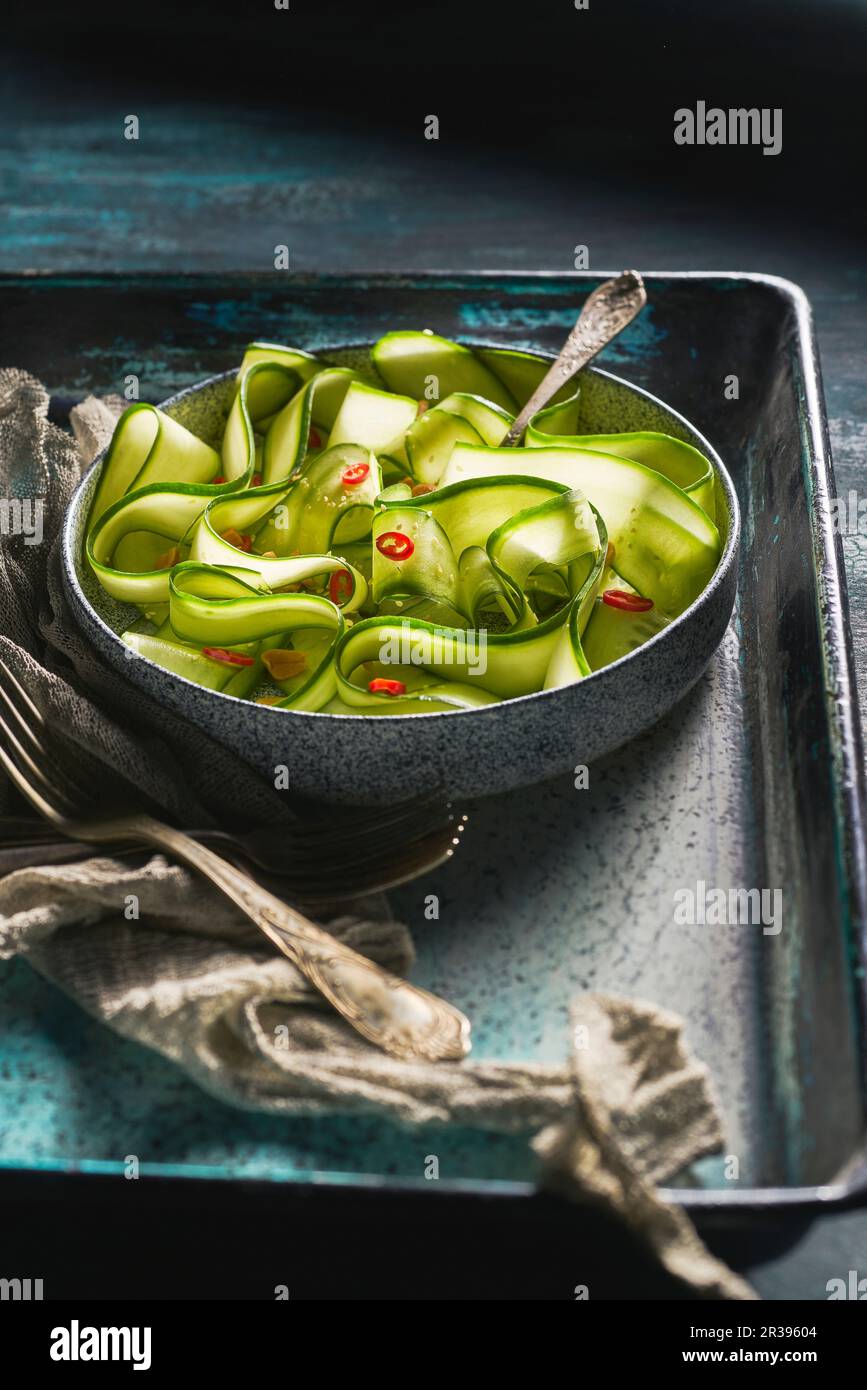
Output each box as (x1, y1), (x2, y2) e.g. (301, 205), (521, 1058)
(130, 815), (470, 1063)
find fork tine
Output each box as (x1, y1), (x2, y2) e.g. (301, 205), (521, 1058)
(297, 829), (458, 902)
(279, 809), (464, 884)
(0, 704), (79, 816)
(314, 809), (460, 872)
(296, 796), (453, 851)
(249, 803), (458, 873)
(0, 660), (45, 727)
(0, 671), (65, 775)
(0, 667), (90, 815)
(231, 795), (453, 869)
(0, 663), (468, 900)
(0, 664), (81, 817)
(299, 793), (450, 839)
(0, 727), (68, 825)
(0, 661), (89, 806)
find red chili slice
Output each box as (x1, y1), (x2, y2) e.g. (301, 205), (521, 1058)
(376, 531), (414, 561)
(341, 462), (370, 487)
(202, 647), (256, 667)
(328, 569), (353, 604)
(308, 427), (322, 449)
(250, 472), (262, 487)
(212, 474), (225, 485)
(368, 678), (407, 696)
(602, 589), (654, 612)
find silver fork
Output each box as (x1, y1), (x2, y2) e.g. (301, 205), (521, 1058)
(0, 792), (467, 903)
(0, 661), (471, 1062)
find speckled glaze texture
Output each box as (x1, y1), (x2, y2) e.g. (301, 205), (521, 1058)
(62, 351), (740, 805)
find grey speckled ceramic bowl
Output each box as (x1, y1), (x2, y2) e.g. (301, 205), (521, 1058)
(62, 345), (740, 804)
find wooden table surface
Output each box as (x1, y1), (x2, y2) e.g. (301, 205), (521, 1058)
(1, 30), (866, 1299)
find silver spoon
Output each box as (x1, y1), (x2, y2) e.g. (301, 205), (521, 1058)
(500, 270), (647, 446)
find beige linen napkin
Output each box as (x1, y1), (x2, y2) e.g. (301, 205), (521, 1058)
(0, 368), (755, 1298)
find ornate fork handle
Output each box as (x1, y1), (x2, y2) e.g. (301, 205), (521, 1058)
(128, 814), (470, 1062)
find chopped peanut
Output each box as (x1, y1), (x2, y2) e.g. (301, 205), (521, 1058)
(220, 528), (253, 552)
(154, 545), (181, 570)
(256, 695), (283, 706)
(261, 648), (308, 681)
(411, 482), (434, 497)
(261, 550), (277, 559)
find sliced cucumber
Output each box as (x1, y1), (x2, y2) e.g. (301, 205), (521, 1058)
(236, 342), (322, 386)
(89, 405), (220, 526)
(254, 444), (380, 556)
(371, 505), (464, 615)
(372, 332), (517, 412)
(441, 443), (720, 618)
(122, 630), (237, 691)
(476, 346), (578, 409)
(582, 589), (669, 671)
(88, 332), (723, 719)
(405, 410), (483, 486)
(262, 368), (357, 484)
(328, 380), (418, 454)
(434, 392), (513, 446)
(527, 428), (716, 521)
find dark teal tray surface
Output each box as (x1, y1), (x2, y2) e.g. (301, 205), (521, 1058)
(1, 272), (865, 1209)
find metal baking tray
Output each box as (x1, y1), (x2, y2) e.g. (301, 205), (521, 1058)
(0, 271), (865, 1214)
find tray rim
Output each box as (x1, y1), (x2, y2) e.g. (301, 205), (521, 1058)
(1, 267), (865, 1216)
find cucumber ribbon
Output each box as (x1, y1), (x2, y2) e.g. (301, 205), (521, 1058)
(85, 333), (722, 714)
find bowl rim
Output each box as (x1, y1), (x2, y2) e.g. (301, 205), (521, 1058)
(62, 342), (741, 724)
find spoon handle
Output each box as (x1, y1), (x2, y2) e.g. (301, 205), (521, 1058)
(501, 270), (647, 447)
